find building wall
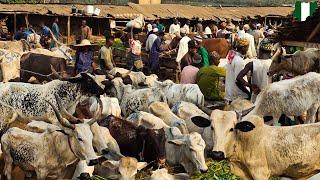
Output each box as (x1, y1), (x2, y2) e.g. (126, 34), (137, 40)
(131, 0), (161, 4)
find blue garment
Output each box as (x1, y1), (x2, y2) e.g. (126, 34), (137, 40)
(149, 37), (161, 73)
(42, 26), (50, 37)
(75, 51), (94, 73)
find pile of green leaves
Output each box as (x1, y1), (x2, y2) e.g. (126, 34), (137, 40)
(192, 160), (240, 180)
(112, 38), (126, 51)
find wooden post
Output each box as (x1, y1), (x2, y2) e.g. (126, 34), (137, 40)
(25, 14), (29, 29)
(67, 16), (70, 45)
(13, 12), (16, 34)
(307, 22), (320, 42)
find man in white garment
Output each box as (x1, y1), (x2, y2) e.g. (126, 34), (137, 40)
(145, 28), (158, 52)
(176, 28), (191, 63)
(236, 58), (272, 102)
(238, 24), (257, 58)
(183, 20), (190, 34)
(169, 19), (181, 37)
(225, 38), (250, 102)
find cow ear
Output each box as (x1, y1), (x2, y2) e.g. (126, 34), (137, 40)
(235, 121), (255, 132)
(102, 160), (119, 170)
(122, 76), (133, 85)
(168, 139), (186, 146)
(191, 116), (211, 128)
(137, 162), (147, 171)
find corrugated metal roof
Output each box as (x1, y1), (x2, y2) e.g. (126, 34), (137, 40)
(0, 3), (293, 20)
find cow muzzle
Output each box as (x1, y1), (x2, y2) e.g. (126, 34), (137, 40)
(200, 168), (208, 173)
(210, 151), (225, 161)
(88, 158), (99, 166)
(78, 173), (91, 180)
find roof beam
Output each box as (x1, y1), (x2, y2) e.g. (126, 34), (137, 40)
(307, 21), (320, 42)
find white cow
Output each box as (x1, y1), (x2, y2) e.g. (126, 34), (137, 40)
(1, 100), (100, 180)
(94, 157), (147, 180)
(109, 78), (167, 117)
(245, 72), (320, 124)
(127, 111), (170, 129)
(149, 101), (189, 134)
(0, 48), (21, 82)
(149, 168), (189, 180)
(192, 109), (320, 179)
(153, 80), (204, 107)
(171, 101), (213, 151)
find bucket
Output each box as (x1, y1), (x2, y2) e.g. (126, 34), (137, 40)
(85, 5), (94, 15)
(93, 8), (100, 16)
(71, 5), (77, 14)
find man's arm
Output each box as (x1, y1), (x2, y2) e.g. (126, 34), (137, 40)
(236, 61), (253, 88)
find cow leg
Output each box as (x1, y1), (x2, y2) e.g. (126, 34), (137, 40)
(3, 148), (13, 180)
(230, 162), (252, 180)
(306, 105), (318, 124)
(249, 167), (270, 180)
(35, 169), (48, 180)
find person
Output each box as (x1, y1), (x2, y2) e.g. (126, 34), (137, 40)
(180, 54), (202, 84)
(196, 51), (226, 101)
(236, 58), (272, 102)
(183, 20), (190, 34)
(210, 24), (219, 38)
(74, 39), (95, 75)
(203, 26), (212, 39)
(156, 19), (165, 33)
(216, 21), (228, 38)
(40, 22), (51, 49)
(251, 23), (265, 49)
(99, 36), (115, 72)
(226, 18), (235, 31)
(14, 27), (24, 40)
(146, 22), (153, 34)
(258, 29), (274, 59)
(149, 32), (164, 75)
(196, 19), (203, 34)
(51, 18), (60, 48)
(145, 28), (158, 52)
(80, 20), (91, 41)
(176, 28), (191, 63)
(127, 32), (143, 72)
(194, 35), (209, 67)
(225, 38), (250, 102)
(181, 40), (200, 70)
(169, 18), (180, 36)
(238, 24), (257, 58)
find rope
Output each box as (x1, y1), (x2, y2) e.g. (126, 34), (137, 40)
(19, 68), (64, 81)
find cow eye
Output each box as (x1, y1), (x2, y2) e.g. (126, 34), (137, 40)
(78, 137), (83, 142)
(230, 128), (234, 132)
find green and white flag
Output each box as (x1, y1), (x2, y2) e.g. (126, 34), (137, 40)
(293, 1), (318, 21)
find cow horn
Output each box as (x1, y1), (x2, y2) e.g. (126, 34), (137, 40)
(54, 94), (83, 124)
(45, 99), (75, 130)
(198, 106), (213, 116)
(87, 97), (103, 126)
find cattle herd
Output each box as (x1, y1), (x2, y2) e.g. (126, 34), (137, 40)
(0, 42), (320, 180)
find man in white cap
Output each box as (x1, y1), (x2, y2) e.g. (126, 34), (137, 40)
(169, 18), (181, 37)
(183, 20), (191, 34)
(238, 24), (257, 58)
(176, 28), (191, 63)
(145, 28), (158, 52)
(251, 23), (265, 50)
(204, 26), (212, 39)
(194, 35), (209, 66)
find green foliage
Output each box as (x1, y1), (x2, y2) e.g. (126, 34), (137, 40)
(192, 160), (240, 180)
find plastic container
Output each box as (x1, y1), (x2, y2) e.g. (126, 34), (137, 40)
(93, 8), (100, 16)
(85, 5), (94, 15)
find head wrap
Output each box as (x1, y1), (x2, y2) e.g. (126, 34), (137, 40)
(153, 28), (159, 33)
(194, 35), (203, 42)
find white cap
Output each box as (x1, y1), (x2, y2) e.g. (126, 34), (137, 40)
(153, 28), (159, 33)
(194, 35), (203, 42)
(244, 24), (250, 31)
(204, 27), (212, 35)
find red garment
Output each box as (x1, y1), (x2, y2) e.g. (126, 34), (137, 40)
(180, 65), (199, 84)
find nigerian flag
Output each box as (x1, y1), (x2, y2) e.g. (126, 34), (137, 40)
(293, 1), (318, 21)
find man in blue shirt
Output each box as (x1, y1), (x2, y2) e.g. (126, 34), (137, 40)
(40, 22), (51, 49)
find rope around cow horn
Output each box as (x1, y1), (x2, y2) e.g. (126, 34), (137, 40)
(19, 68), (54, 81)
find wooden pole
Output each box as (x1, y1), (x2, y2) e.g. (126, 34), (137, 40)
(67, 16), (70, 45)
(13, 12), (16, 34)
(307, 22), (320, 42)
(25, 14), (29, 29)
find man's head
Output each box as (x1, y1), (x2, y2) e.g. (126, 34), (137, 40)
(188, 40), (198, 55)
(54, 17), (59, 23)
(226, 18), (231, 24)
(158, 32), (165, 40)
(180, 28), (187, 36)
(220, 22), (227, 29)
(210, 51), (221, 66)
(192, 54), (203, 68)
(106, 36), (114, 47)
(82, 20), (87, 26)
(40, 22), (45, 27)
(174, 18), (178, 25)
(156, 19), (160, 24)
(186, 20), (190, 25)
(243, 24), (250, 33)
(133, 33), (139, 40)
(194, 35), (203, 47)
(236, 38), (249, 55)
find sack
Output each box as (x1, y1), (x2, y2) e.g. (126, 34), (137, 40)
(134, 59), (144, 69)
(126, 15), (145, 29)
